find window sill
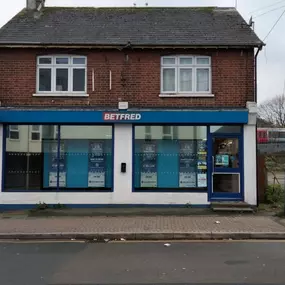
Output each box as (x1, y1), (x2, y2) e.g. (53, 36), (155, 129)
(159, 93), (215, 98)
(33, 93), (89, 97)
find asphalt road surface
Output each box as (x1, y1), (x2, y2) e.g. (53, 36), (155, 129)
(0, 240), (285, 285)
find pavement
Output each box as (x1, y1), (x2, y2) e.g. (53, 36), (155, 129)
(1, 241), (285, 284)
(0, 214), (285, 240)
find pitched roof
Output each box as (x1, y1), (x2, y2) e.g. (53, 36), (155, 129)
(0, 7), (263, 47)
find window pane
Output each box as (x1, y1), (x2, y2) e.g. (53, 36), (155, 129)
(39, 57), (52, 64)
(4, 125), (57, 191)
(31, 132), (40, 141)
(39, 69), (51, 92)
(56, 69), (68, 91)
(180, 57), (193, 65)
(213, 138), (239, 169)
(10, 131), (19, 140)
(197, 58), (210, 65)
(73, 58), (86, 65)
(162, 68), (175, 92)
(56, 57), (69, 64)
(10, 125), (19, 131)
(163, 125), (171, 135)
(73, 69), (85, 92)
(145, 126), (151, 133)
(179, 68), (192, 92)
(196, 68), (209, 92)
(213, 174), (240, 193)
(32, 125), (40, 132)
(210, 126), (241, 134)
(59, 126), (113, 189)
(162, 58), (175, 65)
(134, 126), (207, 189)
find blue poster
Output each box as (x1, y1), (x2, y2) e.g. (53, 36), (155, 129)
(49, 142), (66, 187)
(88, 141), (105, 187)
(215, 154), (229, 167)
(141, 143), (157, 187)
(179, 141), (197, 187)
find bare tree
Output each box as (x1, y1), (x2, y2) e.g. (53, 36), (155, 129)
(258, 94), (285, 192)
(258, 94), (285, 127)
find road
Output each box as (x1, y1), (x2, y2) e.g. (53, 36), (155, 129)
(0, 241), (285, 285)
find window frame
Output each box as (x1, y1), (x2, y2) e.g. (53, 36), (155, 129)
(30, 125), (42, 141)
(36, 55), (87, 95)
(160, 55), (212, 96)
(133, 125), (208, 192)
(8, 125), (20, 141)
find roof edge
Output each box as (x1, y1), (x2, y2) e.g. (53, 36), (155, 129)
(0, 43), (264, 49)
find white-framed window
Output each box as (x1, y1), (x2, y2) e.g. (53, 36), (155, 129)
(161, 56), (211, 95)
(8, 125), (19, 140)
(163, 125), (173, 139)
(145, 126), (152, 140)
(37, 55), (87, 94)
(30, 125), (41, 141)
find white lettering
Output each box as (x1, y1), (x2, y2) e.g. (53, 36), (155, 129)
(104, 113), (110, 120)
(104, 113), (141, 121)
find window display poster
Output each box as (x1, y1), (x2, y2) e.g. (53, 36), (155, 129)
(141, 143), (157, 187)
(88, 141), (105, 187)
(197, 140), (207, 153)
(197, 140), (207, 170)
(197, 173), (207, 187)
(179, 141), (197, 187)
(215, 154), (229, 167)
(49, 142), (66, 187)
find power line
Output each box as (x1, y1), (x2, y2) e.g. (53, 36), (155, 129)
(253, 5), (285, 19)
(263, 9), (285, 41)
(250, 0), (285, 14)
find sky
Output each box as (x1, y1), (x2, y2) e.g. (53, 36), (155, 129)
(1, 0), (285, 103)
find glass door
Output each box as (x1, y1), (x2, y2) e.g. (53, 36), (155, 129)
(210, 135), (243, 200)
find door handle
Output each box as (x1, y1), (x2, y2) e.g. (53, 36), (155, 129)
(212, 156), (215, 176)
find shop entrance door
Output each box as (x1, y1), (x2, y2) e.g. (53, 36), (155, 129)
(209, 134), (243, 201)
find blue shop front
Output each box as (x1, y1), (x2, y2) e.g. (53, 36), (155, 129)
(0, 108), (257, 208)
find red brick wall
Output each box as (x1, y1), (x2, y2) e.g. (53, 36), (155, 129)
(0, 48), (254, 108)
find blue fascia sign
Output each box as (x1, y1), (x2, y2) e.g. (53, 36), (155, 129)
(0, 109), (248, 124)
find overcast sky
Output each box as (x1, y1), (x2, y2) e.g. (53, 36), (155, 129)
(1, 0), (285, 103)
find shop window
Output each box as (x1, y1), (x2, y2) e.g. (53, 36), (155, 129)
(161, 56), (211, 95)
(3, 125), (113, 191)
(4, 125), (57, 191)
(37, 55), (87, 94)
(134, 126), (207, 190)
(58, 126), (113, 190)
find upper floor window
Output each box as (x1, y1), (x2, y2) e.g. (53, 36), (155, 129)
(8, 125), (19, 140)
(30, 125), (41, 141)
(37, 56), (87, 94)
(161, 56), (211, 95)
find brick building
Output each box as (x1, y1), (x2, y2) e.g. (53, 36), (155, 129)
(0, 0), (263, 208)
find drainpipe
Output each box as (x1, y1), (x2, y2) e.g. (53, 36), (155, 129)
(254, 45), (263, 208)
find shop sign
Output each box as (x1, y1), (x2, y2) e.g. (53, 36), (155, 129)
(103, 112), (141, 121)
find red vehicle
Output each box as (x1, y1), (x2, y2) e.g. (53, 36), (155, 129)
(257, 128), (285, 143)
(257, 128), (269, 143)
